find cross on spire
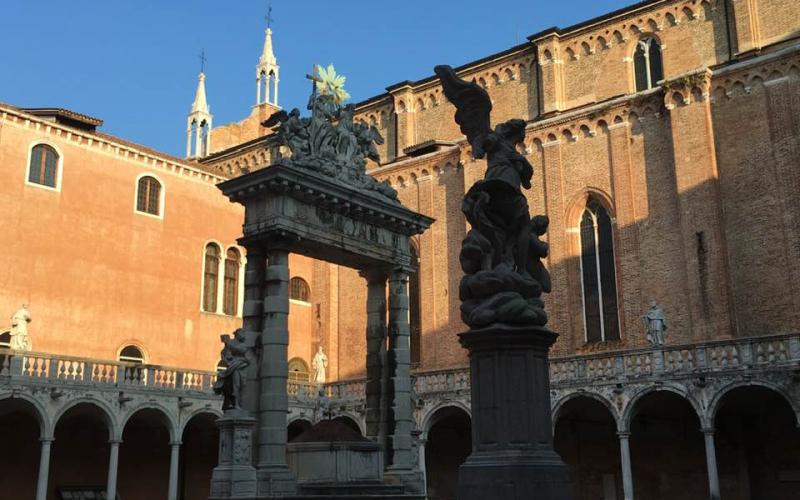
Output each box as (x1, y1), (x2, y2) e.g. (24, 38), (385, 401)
(265, 2), (274, 29)
(199, 49), (207, 74)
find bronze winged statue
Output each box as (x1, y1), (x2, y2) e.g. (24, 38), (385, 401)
(435, 65), (550, 328)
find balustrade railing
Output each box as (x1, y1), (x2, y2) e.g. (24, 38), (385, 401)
(2, 333), (798, 399)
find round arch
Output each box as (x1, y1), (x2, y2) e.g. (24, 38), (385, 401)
(133, 172), (166, 218)
(331, 413), (365, 436)
(421, 401), (472, 434)
(119, 403), (178, 442)
(178, 407), (222, 437)
(0, 391), (50, 438)
(622, 384), (704, 432)
(552, 391), (620, 432)
(708, 380), (800, 426)
(52, 398), (118, 441)
(25, 139), (65, 192)
(115, 341), (149, 364)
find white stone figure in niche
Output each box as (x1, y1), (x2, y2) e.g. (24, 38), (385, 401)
(10, 304), (32, 351)
(312, 345), (328, 384)
(643, 301), (667, 346)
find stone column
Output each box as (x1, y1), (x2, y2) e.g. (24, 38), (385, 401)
(457, 326), (572, 500)
(256, 247), (296, 495)
(703, 427), (721, 500)
(106, 439), (121, 500)
(35, 437), (53, 500)
(362, 271), (388, 445)
(256, 77), (262, 105)
(385, 269), (423, 493)
(418, 432), (428, 495)
(618, 431), (634, 500)
(241, 246), (265, 417)
(167, 441), (181, 500)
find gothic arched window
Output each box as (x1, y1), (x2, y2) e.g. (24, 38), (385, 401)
(579, 199), (620, 343)
(136, 175), (162, 216)
(634, 37), (664, 91)
(28, 144), (59, 188)
(223, 248), (241, 316)
(290, 277), (310, 303)
(203, 243), (221, 312)
(409, 244), (422, 365)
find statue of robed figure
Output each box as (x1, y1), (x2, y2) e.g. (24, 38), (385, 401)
(214, 328), (250, 411)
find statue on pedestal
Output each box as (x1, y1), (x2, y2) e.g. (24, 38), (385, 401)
(10, 304), (32, 351)
(435, 65), (550, 328)
(214, 328), (250, 411)
(312, 345), (328, 384)
(643, 301), (667, 346)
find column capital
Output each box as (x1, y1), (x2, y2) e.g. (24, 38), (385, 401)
(359, 269), (389, 284)
(108, 439), (123, 445)
(617, 431), (631, 439)
(701, 427), (716, 436)
(39, 437), (55, 444)
(169, 440), (183, 447)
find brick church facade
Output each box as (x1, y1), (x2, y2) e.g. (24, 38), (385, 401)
(2, 0), (800, 499)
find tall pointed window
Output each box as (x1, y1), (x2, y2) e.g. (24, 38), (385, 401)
(28, 144), (59, 188)
(203, 243), (221, 312)
(409, 244), (422, 365)
(136, 176), (162, 216)
(579, 199), (620, 343)
(223, 248), (241, 316)
(634, 37), (664, 91)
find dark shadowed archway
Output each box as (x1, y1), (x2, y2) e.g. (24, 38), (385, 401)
(629, 391), (707, 500)
(714, 385), (800, 500)
(118, 408), (172, 499)
(554, 395), (621, 499)
(425, 406), (471, 500)
(288, 419), (313, 442)
(180, 411), (219, 500)
(0, 397), (44, 499)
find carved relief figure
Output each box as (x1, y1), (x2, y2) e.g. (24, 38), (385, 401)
(312, 345), (328, 384)
(643, 301), (667, 346)
(214, 328), (251, 411)
(10, 304), (32, 351)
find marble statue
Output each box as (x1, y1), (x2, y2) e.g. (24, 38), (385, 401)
(312, 345), (328, 384)
(10, 304), (32, 351)
(261, 64), (399, 204)
(315, 385), (332, 421)
(213, 328), (251, 411)
(435, 65), (550, 328)
(643, 301), (667, 346)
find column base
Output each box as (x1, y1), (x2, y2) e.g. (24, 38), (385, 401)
(256, 466), (297, 497)
(384, 465), (425, 495)
(210, 413), (258, 499)
(457, 451), (572, 500)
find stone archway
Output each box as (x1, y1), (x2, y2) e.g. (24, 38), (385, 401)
(181, 411), (219, 500)
(118, 407), (173, 499)
(0, 397), (45, 499)
(50, 402), (114, 499)
(288, 419), (312, 442)
(554, 394), (621, 500)
(424, 405), (471, 500)
(629, 390), (707, 500)
(713, 385), (800, 500)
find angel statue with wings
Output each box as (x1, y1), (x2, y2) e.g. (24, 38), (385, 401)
(435, 65), (550, 328)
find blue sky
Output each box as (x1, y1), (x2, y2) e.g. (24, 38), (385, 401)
(0, 0), (634, 157)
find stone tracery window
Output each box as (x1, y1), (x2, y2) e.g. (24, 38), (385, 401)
(203, 243), (221, 312)
(136, 175), (162, 216)
(28, 144), (59, 188)
(290, 277), (310, 303)
(634, 37), (664, 92)
(223, 248), (241, 316)
(579, 198), (620, 343)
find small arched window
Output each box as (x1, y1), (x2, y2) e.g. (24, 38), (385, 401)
(119, 345), (145, 364)
(288, 358), (310, 382)
(136, 176), (162, 216)
(28, 144), (59, 188)
(634, 37), (664, 91)
(203, 243), (221, 312)
(223, 248), (241, 316)
(290, 277), (310, 302)
(579, 198), (620, 343)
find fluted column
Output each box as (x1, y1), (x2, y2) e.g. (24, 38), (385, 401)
(167, 441), (181, 500)
(703, 427), (721, 500)
(35, 437), (53, 500)
(618, 432), (634, 500)
(106, 439), (121, 500)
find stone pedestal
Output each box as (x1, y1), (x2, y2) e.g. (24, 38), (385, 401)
(457, 326), (573, 500)
(209, 412), (257, 499)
